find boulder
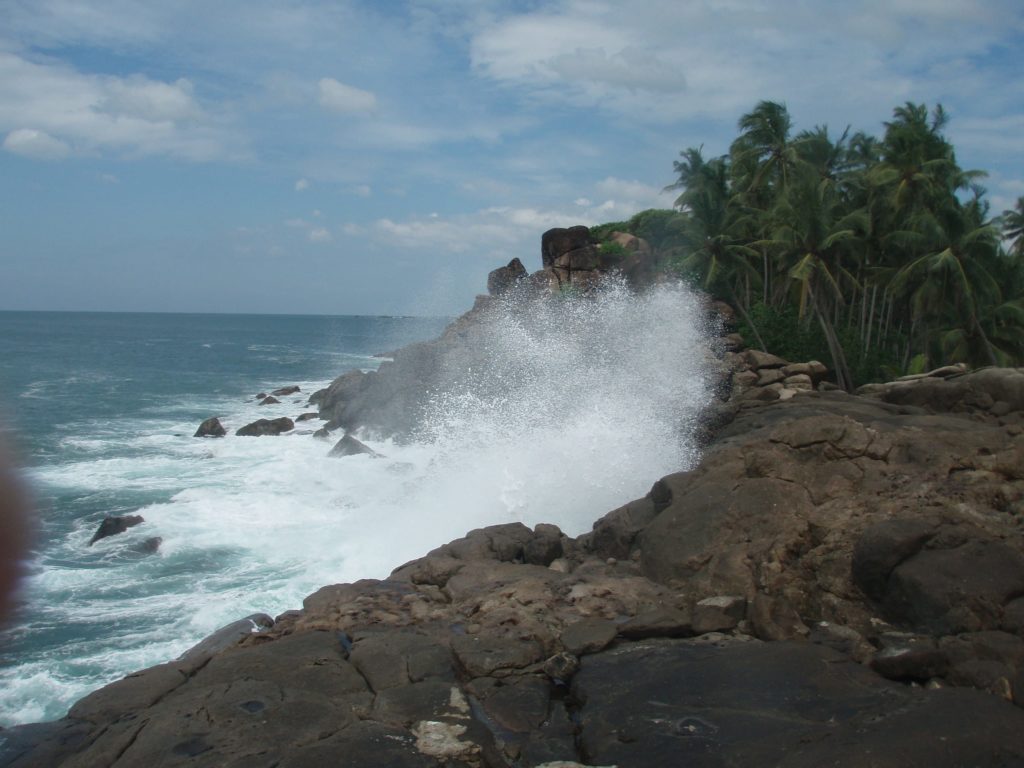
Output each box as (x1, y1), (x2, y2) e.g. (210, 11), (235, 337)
(541, 226), (592, 268)
(328, 434), (381, 458)
(572, 640), (1024, 767)
(271, 386), (300, 397)
(258, 395), (280, 405)
(486, 258), (528, 296)
(89, 515), (144, 546)
(193, 417), (226, 438)
(295, 412), (320, 422)
(235, 417), (294, 437)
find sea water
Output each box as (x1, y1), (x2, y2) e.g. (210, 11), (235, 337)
(0, 283), (715, 726)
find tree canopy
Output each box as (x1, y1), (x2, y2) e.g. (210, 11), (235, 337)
(594, 100), (1024, 387)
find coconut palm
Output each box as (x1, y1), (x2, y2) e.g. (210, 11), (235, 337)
(760, 164), (867, 390)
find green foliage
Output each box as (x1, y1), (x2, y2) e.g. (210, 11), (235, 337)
(597, 240), (630, 264)
(592, 99), (1024, 385)
(589, 220), (629, 242)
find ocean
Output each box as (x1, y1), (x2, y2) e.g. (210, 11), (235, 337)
(0, 284), (714, 726)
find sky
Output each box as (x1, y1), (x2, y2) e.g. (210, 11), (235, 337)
(1, 0), (1022, 316)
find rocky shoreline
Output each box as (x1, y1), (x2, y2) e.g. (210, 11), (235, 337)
(3, 228), (1024, 767)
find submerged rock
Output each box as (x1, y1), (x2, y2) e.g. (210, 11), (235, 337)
(193, 417), (226, 438)
(271, 385), (300, 397)
(235, 417), (294, 437)
(89, 515), (144, 546)
(328, 433), (381, 458)
(258, 395), (280, 405)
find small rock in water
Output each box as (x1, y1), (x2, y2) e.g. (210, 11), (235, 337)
(135, 537), (163, 554)
(258, 395), (280, 405)
(313, 426), (332, 440)
(255, 392), (267, 400)
(271, 385), (300, 396)
(193, 417), (226, 438)
(236, 417), (294, 436)
(89, 515), (145, 546)
(328, 433), (382, 458)
(295, 412), (319, 422)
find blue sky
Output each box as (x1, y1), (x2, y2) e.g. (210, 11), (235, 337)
(1, 0), (1022, 316)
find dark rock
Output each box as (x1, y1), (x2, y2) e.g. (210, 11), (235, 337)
(561, 618), (617, 655)
(541, 651), (579, 682)
(618, 607), (694, 640)
(852, 518), (936, 601)
(870, 634), (949, 681)
(134, 537), (163, 554)
(572, 639), (1024, 767)
(743, 349), (788, 369)
(328, 433), (380, 458)
(749, 593), (809, 641)
(312, 426), (331, 440)
(255, 392), (267, 400)
(450, 635), (544, 678)
(1003, 597), (1024, 634)
(235, 417), (294, 436)
(486, 257), (528, 296)
(179, 613), (275, 663)
(271, 385), (300, 397)
(692, 595), (746, 634)
(194, 417), (226, 438)
(523, 523), (563, 566)
(585, 496), (658, 560)
(89, 514), (144, 546)
(884, 540), (1024, 634)
(295, 412), (319, 422)
(541, 225), (592, 268)
(258, 395), (280, 405)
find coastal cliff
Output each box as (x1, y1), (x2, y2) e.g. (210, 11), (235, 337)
(3, 230), (1024, 767)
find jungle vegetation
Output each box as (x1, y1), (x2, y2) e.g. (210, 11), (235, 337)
(593, 101), (1024, 388)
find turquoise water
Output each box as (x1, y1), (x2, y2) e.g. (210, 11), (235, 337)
(0, 286), (715, 726)
(0, 311), (449, 725)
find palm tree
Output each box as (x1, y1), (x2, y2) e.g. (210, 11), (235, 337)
(1002, 196), (1024, 258)
(760, 164), (867, 390)
(731, 101), (798, 194)
(890, 197), (1004, 367)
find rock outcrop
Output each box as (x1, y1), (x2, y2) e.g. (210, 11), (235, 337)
(9, 376), (1024, 766)
(328, 433), (381, 458)
(7, 233), (1024, 766)
(88, 514), (145, 546)
(235, 417), (294, 437)
(308, 226), (665, 440)
(193, 417), (226, 438)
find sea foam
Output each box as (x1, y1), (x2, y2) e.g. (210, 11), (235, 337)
(0, 281), (716, 725)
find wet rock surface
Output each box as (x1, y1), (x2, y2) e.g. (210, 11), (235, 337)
(235, 417), (294, 436)
(6, 245), (1024, 766)
(9, 370), (1024, 765)
(193, 417), (226, 438)
(88, 514), (145, 546)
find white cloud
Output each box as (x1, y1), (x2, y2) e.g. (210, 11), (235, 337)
(99, 173), (119, 183)
(0, 51), (234, 161)
(308, 226), (332, 242)
(99, 77), (200, 121)
(317, 77), (377, 114)
(354, 184), (372, 197)
(295, 178), (309, 191)
(2, 128), (71, 159)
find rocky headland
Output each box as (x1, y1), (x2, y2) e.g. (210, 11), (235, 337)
(3, 228), (1024, 767)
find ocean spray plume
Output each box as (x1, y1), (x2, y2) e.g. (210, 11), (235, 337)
(0, 286), (718, 724)
(401, 277), (721, 535)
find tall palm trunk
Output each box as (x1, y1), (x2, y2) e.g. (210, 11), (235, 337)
(808, 282), (853, 391)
